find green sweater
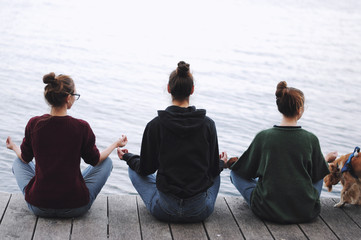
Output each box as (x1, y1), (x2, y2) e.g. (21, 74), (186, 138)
(231, 126), (329, 223)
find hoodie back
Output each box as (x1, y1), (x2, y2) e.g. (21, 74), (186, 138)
(154, 106), (220, 198)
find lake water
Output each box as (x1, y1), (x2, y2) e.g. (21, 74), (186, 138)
(1, 0), (361, 198)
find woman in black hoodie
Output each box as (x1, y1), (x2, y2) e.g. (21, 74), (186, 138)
(118, 61), (227, 223)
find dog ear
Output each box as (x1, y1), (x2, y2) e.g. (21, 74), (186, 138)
(324, 162), (342, 192)
(324, 175), (333, 192)
(329, 163), (337, 172)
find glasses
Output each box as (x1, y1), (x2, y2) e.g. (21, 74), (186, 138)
(70, 93), (80, 100)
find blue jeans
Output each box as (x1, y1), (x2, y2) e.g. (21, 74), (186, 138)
(12, 157), (113, 218)
(128, 167), (220, 223)
(230, 170), (323, 206)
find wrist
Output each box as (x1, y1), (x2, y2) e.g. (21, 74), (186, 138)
(112, 142), (119, 149)
(123, 153), (134, 162)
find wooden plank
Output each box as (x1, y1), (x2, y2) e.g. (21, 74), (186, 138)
(170, 222), (208, 240)
(319, 198), (361, 240)
(1, 194), (360, 240)
(0, 192), (11, 223)
(137, 196), (172, 240)
(108, 195), (141, 240)
(265, 222), (306, 240)
(33, 218), (72, 240)
(0, 193), (37, 239)
(204, 197), (244, 239)
(71, 195), (108, 240)
(225, 196), (271, 240)
(335, 198), (361, 227)
(299, 217), (338, 240)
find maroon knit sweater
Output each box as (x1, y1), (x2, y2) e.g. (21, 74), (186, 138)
(21, 114), (100, 209)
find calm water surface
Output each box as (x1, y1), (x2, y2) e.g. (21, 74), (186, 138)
(1, 0), (361, 198)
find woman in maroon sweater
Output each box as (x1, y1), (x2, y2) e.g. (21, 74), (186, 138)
(6, 72), (127, 217)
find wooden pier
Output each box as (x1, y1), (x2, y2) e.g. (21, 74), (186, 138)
(0, 192), (361, 239)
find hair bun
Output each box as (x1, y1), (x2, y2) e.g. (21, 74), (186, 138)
(276, 81), (288, 98)
(177, 61), (190, 77)
(43, 72), (56, 84)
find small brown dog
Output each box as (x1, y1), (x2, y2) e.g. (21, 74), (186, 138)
(324, 149), (361, 207)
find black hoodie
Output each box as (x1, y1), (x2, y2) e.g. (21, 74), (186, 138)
(123, 105), (223, 198)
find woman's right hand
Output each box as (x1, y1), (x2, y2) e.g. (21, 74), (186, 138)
(117, 135), (128, 148)
(325, 151), (338, 163)
(220, 151), (228, 163)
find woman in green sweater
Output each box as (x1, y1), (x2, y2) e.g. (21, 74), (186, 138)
(229, 81), (337, 223)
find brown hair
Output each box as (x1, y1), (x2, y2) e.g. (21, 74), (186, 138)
(168, 61), (194, 101)
(275, 81), (304, 117)
(43, 72), (75, 107)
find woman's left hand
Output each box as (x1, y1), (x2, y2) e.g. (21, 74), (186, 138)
(6, 136), (16, 150)
(117, 148), (128, 160)
(6, 136), (25, 162)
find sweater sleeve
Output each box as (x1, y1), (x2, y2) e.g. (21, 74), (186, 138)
(123, 153), (141, 172)
(230, 134), (262, 179)
(81, 122), (100, 166)
(124, 120), (159, 176)
(20, 119), (34, 163)
(209, 120), (222, 176)
(310, 136), (329, 182)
